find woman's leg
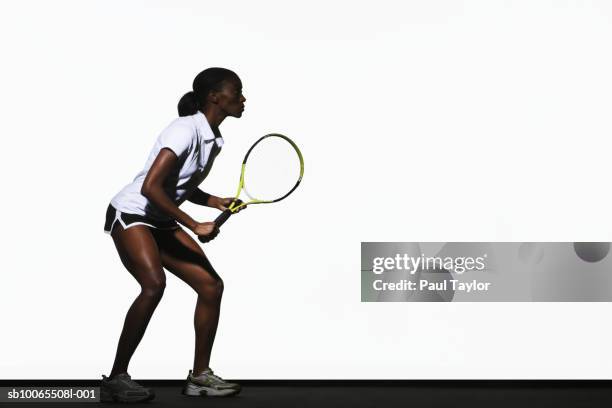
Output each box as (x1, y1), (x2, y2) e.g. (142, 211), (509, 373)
(153, 227), (224, 375)
(108, 222), (166, 378)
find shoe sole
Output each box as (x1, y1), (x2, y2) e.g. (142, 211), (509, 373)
(182, 383), (240, 397)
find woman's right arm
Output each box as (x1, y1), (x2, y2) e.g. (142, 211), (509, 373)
(141, 147), (218, 239)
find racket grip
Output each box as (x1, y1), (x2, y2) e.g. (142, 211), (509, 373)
(214, 209), (233, 228)
(197, 209), (234, 243)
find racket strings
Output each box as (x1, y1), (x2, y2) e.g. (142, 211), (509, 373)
(242, 136), (302, 202)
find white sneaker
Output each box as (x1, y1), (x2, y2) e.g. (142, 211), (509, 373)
(182, 368), (241, 397)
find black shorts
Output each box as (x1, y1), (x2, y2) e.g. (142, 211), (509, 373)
(104, 203), (180, 234)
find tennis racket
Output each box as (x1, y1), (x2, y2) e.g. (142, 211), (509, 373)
(198, 133), (304, 242)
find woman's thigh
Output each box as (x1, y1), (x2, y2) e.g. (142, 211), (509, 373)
(153, 227), (221, 293)
(110, 222), (166, 290)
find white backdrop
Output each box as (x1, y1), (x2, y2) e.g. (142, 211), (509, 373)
(1, 0), (612, 379)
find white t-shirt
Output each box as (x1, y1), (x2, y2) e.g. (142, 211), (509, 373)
(110, 111), (223, 221)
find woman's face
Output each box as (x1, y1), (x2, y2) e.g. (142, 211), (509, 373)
(216, 78), (246, 118)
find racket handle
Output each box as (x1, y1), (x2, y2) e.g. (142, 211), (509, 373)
(197, 208), (235, 243)
(214, 209), (233, 228)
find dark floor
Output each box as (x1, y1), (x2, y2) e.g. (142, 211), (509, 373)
(1, 381), (611, 408)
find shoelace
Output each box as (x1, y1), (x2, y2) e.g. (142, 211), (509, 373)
(117, 374), (144, 389)
(199, 370), (226, 384)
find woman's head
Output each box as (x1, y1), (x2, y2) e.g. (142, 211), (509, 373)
(178, 68), (245, 118)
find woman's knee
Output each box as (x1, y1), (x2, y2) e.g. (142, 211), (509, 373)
(196, 278), (223, 299)
(140, 275), (166, 299)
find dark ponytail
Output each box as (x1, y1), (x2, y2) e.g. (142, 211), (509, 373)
(177, 91), (199, 117)
(177, 67), (240, 117)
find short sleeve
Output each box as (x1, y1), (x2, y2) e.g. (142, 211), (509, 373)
(157, 122), (194, 160)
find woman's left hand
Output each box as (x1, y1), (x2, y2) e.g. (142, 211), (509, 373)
(210, 196), (246, 213)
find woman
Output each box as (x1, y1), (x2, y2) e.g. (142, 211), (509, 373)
(100, 67), (246, 402)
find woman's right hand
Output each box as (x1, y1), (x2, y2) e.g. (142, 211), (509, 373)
(192, 222), (219, 242)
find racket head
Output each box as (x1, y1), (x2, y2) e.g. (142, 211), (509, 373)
(231, 133), (303, 210)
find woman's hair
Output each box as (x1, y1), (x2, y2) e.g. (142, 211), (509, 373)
(177, 67), (240, 117)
